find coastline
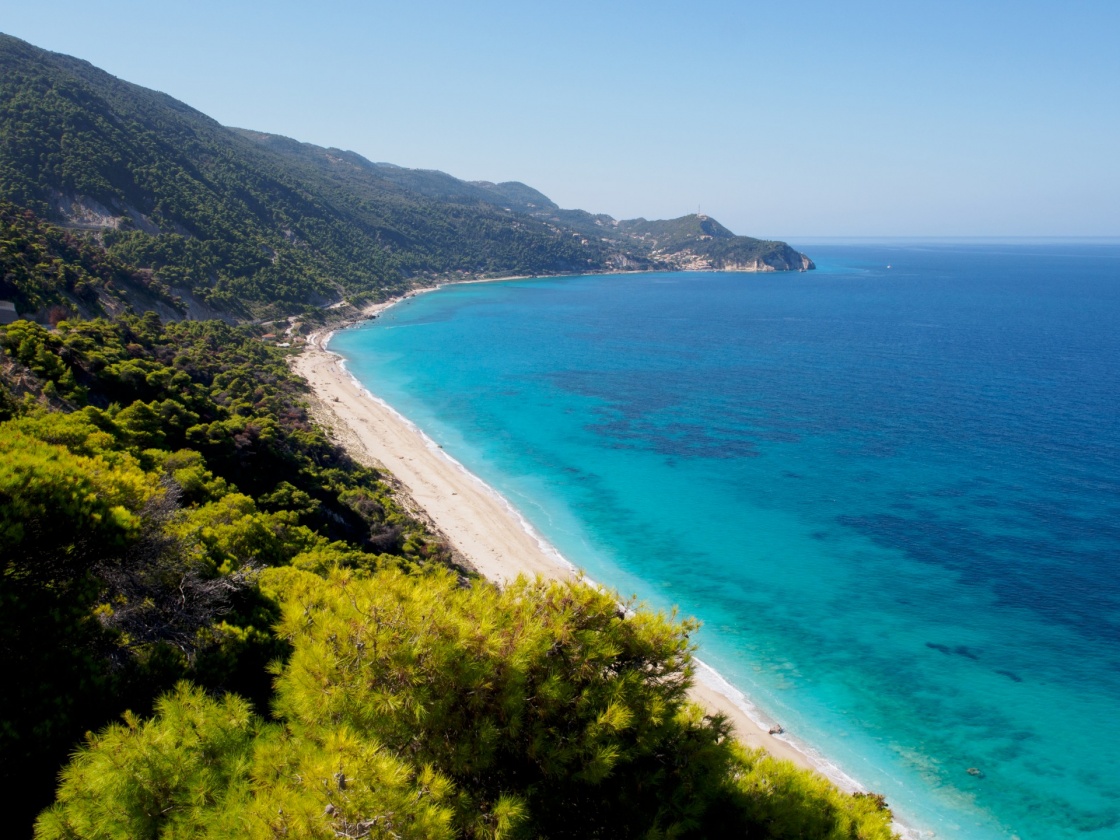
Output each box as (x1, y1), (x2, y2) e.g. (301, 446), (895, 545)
(282, 266), (1089, 840)
(293, 290), (843, 779)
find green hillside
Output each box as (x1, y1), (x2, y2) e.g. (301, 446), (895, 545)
(0, 34), (617, 317)
(0, 309), (446, 831)
(0, 200), (187, 321)
(617, 215), (814, 271)
(1, 302), (892, 839)
(0, 33), (812, 322)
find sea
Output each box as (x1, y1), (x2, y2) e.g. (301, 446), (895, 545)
(330, 241), (1120, 840)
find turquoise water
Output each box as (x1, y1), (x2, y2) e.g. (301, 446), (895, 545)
(331, 243), (1120, 840)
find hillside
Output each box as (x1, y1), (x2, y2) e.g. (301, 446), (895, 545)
(0, 304), (892, 840)
(0, 200), (211, 322)
(617, 215), (814, 271)
(0, 33), (812, 320)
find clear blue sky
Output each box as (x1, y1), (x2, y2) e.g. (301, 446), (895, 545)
(3, 1), (1118, 236)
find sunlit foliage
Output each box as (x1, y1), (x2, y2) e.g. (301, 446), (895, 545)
(0, 313), (438, 830)
(37, 567), (897, 839)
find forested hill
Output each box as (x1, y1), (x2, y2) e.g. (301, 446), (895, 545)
(616, 215), (813, 271)
(0, 33), (813, 320)
(0, 310), (894, 840)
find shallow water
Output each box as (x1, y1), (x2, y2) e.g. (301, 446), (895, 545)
(332, 242), (1120, 839)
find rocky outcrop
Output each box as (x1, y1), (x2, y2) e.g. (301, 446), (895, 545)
(628, 218), (814, 273)
(709, 250), (815, 273)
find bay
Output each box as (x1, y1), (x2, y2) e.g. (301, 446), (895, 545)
(331, 242), (1120, 839)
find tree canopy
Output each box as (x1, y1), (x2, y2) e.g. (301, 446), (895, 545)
(36, 567), (896, 840)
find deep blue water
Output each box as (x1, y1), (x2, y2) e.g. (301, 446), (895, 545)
(331, 242), (1120, 840)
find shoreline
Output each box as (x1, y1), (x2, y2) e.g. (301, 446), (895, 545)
(292, 281), (918, 838)
(293, 287), (838, 778)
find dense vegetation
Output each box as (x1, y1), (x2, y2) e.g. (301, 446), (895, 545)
(35, 568), (895, 840)
(0, 33), (812, 321)
(0, 34), (612, 317)
(0, 312), (892, 838)
(0, 313), (442, 831)
(1, 200), (183, 321)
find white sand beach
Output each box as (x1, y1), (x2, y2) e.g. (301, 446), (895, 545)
(293, 302), (829, 775)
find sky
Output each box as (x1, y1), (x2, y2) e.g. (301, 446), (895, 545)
(2, 0), (1118, 237)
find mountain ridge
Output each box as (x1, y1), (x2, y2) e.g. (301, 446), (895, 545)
(0, 32), (813, 321)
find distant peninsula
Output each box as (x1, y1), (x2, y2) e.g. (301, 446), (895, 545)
(0, 32), (813, 324)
